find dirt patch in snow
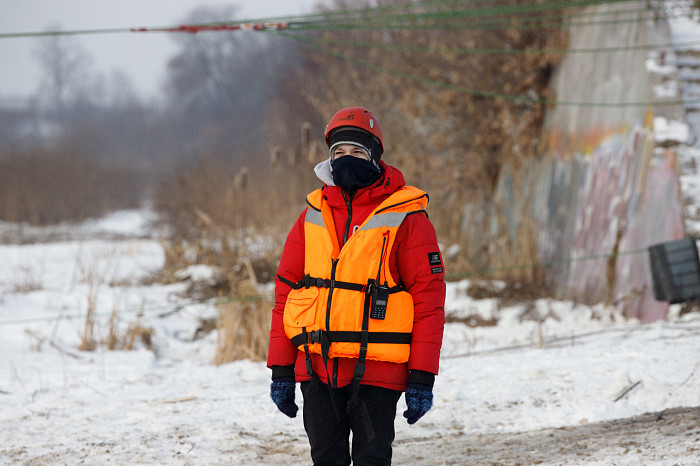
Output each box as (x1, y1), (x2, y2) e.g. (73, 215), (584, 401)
(391, 406), (700, 465)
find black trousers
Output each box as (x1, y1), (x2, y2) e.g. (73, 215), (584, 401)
(300, 377), (402, 466)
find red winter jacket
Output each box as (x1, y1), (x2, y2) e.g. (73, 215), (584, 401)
(267, 161), (446, 391)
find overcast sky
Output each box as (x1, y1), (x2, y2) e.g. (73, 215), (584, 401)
(0, 0), (318, 101)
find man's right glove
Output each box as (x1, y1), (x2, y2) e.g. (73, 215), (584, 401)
(270, 376), (298, 418)
(403, 383), (433, 424)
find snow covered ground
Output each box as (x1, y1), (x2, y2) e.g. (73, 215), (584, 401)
(0, 209), (699, 465)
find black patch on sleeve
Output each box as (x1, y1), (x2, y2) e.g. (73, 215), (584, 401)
(431, 266), (443, 274)
(427, 252), (442, 266)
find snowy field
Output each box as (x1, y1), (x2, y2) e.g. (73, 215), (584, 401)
(0, 209), (699, 465)
(2, 3), (700, 464)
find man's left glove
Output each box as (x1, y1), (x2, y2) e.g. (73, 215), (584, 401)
(270, 376), (298, 418)
(403, 383), (433, 424)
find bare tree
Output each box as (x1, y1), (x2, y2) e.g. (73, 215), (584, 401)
(33, 26), (93, 120)
(163, 5), (301, 161)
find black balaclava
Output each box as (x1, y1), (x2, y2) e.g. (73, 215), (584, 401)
(331, 155), (381, 197)
(328, 128), (383, 197)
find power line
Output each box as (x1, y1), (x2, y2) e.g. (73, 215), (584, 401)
(342, 3), (655, 32)
(0, 27), (133, 39)
(0, 0), (663, 39)
(0, 22), (290, 39)
(290, 34), (700, 56)
(288, 10), (682, 33)
(3, 1), (684, 110)
(237, 0), (648, 28)
(286, 0), (663, 31)
(279, 31), (698, 108)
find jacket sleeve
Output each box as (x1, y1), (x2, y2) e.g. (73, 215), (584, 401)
(391, 212), (446, 376)
(266, 210), (306, 369)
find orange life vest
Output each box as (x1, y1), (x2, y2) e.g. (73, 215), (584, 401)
(282, 186), (428, 365)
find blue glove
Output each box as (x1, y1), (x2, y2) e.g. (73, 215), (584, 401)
(403, 383), (433, 424)
(270, 377), (298, 418)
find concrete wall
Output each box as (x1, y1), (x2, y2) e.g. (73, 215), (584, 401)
(466, 2), (687, 322)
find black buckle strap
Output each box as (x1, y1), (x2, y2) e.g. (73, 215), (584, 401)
(299, 327), (342, 421)
(279, 273), (406, 294)
(294, 330), (332, 361)
(277, 274), (301, 290)
(278, 274), (328, 290)
(331, 331), (412, 344)
(307, 329), (327, 345)
(301, 327), (313, 377)
(365, 280), (407, 295)
(291, 331), (411, 348)
(301, 275), (330, 289)
(353, 361), (366, 381)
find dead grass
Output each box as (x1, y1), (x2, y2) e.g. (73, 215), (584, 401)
(214, 263), (272, 364)
(0, 149), (146, 226)
(78, 270), (99, 352)
(11, 264), (44, 293)
(107, 308), (154, 351)
(214, 297), (271, 364)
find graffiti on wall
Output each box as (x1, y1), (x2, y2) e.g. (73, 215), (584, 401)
(537, 123), (683, 321)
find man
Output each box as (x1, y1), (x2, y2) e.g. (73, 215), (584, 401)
(267, 107), (445, 465)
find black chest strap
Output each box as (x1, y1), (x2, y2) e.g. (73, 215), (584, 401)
(278, 273), (406, 294)
(290, 330), (411, 348)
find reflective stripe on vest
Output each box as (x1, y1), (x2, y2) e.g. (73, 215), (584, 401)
(359, 211), (409, 231)
(305, 208), (324, 228)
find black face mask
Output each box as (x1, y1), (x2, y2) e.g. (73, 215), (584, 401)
(331, 156), (382, 197)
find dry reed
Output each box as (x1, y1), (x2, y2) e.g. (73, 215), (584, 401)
(214, 261), (272, 364)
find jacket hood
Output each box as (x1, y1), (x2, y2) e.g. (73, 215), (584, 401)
(316, 160), (406, 208)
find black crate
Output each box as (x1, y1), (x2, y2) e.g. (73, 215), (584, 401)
(648, 237), (700, 303)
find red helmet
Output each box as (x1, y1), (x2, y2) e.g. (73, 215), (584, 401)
(324, 107), (384, 156)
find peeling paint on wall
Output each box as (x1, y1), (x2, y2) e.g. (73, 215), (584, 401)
(537, 125), (683, 321)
